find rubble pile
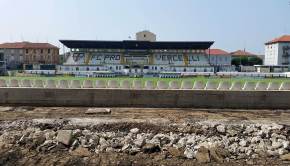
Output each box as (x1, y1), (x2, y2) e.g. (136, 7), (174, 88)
(1, 120), (290, 164)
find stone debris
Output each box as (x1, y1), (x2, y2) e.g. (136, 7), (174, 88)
(0, 120), (290, 163)
(85, 108), (111, 115)
(56, 130), (73, 146)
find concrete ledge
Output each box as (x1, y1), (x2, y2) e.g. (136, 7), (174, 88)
(0, 88), (289, 109)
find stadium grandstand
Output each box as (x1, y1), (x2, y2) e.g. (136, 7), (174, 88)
(59, 31), (215, 77)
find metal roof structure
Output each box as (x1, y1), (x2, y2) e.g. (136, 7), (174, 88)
(59, 40), (214, 50)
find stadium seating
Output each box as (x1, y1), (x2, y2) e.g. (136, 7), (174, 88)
(217, 82), (231, 90)
(108, 80), (119, 88)
(193, 81), (205, 90)
(21, 79), (32, 87)
(120, 80), (131, 89)
(59, 80), (70, 89)
(280, 82), (290, 91)
(157, 81), (169, 89)
(132, 80), (143, 89)
(181, 81), (193, 89)
(0, 79), (7, 87)
(10, 79), (19, 87)
(255, 82), (268, 91)
(46, 80), (57, 88)
(205, 81), (219, 90)
(95, 80), (106, 88)
(145, 81), (155, 89)
(169, 81), (180, 89)
(243, 82), (256, 91)
(230, 82), (243, 91)
(71, 80), (82, 88)
(267, 82), (281, 91)
(83, 80), (94, 88)
(34, 80), (44, 88)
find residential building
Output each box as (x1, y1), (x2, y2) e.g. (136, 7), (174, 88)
(0, 49), (6, 75)
(264, 35), (290, 66)
(0, 42), (59, 70)
(206, 49), (233, 72)
(231, 50), (258, 59)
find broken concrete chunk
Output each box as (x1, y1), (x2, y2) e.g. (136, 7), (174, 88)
(56, 130), (73, 146)
(85, 108), (111, 115)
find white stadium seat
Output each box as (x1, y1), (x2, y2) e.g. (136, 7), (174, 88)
(205, 81), (218, 90)
(267, 82), (281, 91)
(255, 82), (268, 91)
(83, 80), (94, 88)
(46, 80), (57, 88)
(34, 80), (44, 88)
(10, 79), (19, 87)
(59, 80), (70, 89)
(71, 80), (82, 88)
(132, 80), (143, 89)
(157, 81), (168, 89)
(218, 82), (231, 90)
(169, 81), (180, 89)
(193, 81), (205, 90)
(0, 79), (7, 87)
(280, 82), (290, 91)
(21, 79), (32, 87)
(181, 80), (193, 89)
(145, 81), (155, 90)
(243, 82), (256, 91)
(121, 80), (131, 89)
(95, 80), (106, 88)
(108, 80), (119, 88)
(230, 82), (243, 91)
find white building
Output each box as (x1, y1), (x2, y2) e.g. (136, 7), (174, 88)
(206, 49), (233, 72)
(264, 35), (290, 66)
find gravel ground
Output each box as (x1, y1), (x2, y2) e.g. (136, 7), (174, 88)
(1, 107), (290, 166)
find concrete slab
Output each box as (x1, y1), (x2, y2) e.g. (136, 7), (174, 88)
(181, 81), (193, 89)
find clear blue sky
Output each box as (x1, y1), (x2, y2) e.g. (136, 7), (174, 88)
(0, 0), (290, 54)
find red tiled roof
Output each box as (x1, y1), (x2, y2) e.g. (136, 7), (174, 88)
(231, 50), (257, 57)
(0, 42), (58, 49)
(206, 49), (230, 56)
(266, 35), (290, 45)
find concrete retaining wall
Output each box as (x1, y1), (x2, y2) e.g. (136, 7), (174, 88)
(0, 88), (289, 109)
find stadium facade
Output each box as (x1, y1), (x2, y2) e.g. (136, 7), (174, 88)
(59, 31), (215, 77)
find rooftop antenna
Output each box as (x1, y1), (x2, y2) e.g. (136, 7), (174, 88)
(9, 34), (13, 42)
(20, 34), (24, 42)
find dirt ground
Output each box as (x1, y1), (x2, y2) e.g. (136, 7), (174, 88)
(1, 107), (290, 124)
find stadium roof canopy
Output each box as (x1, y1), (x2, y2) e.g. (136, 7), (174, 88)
(59, 40), (214, 50)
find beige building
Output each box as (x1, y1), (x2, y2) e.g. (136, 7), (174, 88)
(136, 30), (157, 42)
(0, 42), (59, 69)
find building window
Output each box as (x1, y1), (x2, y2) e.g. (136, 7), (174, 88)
(26, 49), (28, 54)
(41, 49), (43, 54)
(48, 49), (51, 54)
(87, 67), (90, 71)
